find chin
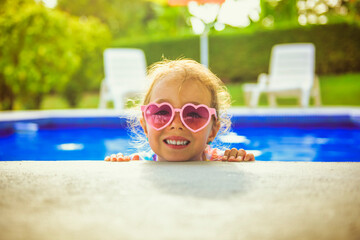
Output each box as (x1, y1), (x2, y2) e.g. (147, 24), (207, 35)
(166, 159), (193, 162)
(160, 156), (198, 162)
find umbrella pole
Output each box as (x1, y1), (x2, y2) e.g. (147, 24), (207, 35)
(200, 26), (209, 68)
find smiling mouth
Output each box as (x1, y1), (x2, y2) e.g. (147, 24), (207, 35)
(164, 139), (190, 146)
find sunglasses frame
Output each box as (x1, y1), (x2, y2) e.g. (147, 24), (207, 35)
(141, 102), (217, 133)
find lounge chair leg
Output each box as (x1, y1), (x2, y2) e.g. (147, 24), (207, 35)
(244, 91), (251, 107)
(99, 99), (107, 109)
(314, 94), (322, 107)
(267, 93), (277, 107)
(250, 89), (261, 108)
(313, 76), (322, 106)
(301, 90), (310, 108)
(113, 97), (125, 110)
(99, 81), (107, 109)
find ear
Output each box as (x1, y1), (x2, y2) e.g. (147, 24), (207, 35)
(207, 120), (220, 144)
(140, 116), (148, 137)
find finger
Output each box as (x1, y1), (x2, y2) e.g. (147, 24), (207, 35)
(244, 153), (255, 162)
(104, 156), (111, 161)
(110, 154), (117, 162)
(116, 153), (124, 161)
(132, 154), (140, 160)
(222, 149), (230, 161)
(228, 148), (239, 162)
(117, 153), (130, 162)
(235, 149), (246, 161)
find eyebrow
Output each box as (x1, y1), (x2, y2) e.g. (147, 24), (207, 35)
(154, 99), (168, 103)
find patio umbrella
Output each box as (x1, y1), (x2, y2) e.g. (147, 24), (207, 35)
(168, 0), (226, 67)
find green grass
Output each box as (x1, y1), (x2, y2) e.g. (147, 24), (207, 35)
(40, 92), (100, 110)
(40, 94), (70, 110)
(319, 73), (360, 106)
(37, 73), (360, 110)
(228, 72), (360, 107)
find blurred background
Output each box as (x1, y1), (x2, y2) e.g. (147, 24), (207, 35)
(0, 0), (359, 110)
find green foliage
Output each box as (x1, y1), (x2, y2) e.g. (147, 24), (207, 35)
(57, 0), (150, 39)
(146, 5), (191, 38)
(56, 0), (191, 40)
(0, 1), (111, 110)
(259, 0), (360, 28)
(61, 16), (111, 107)
(211, 23), (360, 81)
(114, 23), (360, 83)
(0, 1), (78, 109)
(260, 0), (298, 27)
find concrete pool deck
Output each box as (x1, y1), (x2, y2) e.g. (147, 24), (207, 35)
(1, 161), (359, 240)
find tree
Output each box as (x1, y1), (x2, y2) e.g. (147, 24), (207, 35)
(57, 0), (154, 38)
(260, 0), (300, 27)
(57, 0), (192, 40)
(0, 0), (111, 109)
(259, 0), (360, 27)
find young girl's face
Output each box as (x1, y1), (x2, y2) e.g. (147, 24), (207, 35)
(140, 72), (220, 162)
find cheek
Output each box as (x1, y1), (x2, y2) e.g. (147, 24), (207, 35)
(147, 128), (161, 144)
(202, 123), (218, 141)
(195, 127), (213, 142)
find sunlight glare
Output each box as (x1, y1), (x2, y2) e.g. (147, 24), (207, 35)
(57, 143), (84, 151)
(217, 0), (260, 27)
(37, 0), (57, 8)
(190, 17), (206, 34)
(219, 132), (250, 144)
(188, 2), (220, 24)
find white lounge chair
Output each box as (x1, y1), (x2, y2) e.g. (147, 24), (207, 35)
(243, 43), (321, 108)
(99, 48), (147, 109)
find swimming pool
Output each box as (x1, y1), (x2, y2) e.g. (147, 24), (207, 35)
(0, 108), (359, 161)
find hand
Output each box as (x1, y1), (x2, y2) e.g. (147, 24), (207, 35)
(222, 148), (255, 162)
(104, 153), (140, 162)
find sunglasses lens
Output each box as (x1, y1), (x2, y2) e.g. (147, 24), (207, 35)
(182, 105), (210, 131)
(145, 104), (173, 129)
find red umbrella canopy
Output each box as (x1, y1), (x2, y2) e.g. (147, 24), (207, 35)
(168, 0), (225, 6)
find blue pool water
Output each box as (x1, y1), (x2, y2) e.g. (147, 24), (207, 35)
(0, 114), (359, 161)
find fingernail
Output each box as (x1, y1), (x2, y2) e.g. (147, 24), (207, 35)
(236, 156), (243, 161)
(229, 156), (235, 161)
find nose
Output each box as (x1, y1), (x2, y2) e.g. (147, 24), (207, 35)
(169, 112), (184, 130)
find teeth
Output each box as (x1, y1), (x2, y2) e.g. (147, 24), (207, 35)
(165, 140), (189, 146)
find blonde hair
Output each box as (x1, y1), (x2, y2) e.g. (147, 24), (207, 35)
(128, 59), (232, 151)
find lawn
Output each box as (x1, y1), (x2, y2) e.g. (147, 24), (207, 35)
(38, 72), (360, 110)
(228, 72), (360, 107)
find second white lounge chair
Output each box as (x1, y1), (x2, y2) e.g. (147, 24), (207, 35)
(99, 48), (147, 109)
(243, 43), (321, 108)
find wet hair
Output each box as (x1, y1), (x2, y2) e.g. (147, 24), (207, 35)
(128, 58), (232, 151)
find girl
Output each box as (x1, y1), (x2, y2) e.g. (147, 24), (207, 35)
(105, 59), (255, 162)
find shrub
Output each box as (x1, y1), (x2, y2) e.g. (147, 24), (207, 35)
(114, 23), (360, 83)
(61, 16), (111, 107)
(0, 1), (111, 110)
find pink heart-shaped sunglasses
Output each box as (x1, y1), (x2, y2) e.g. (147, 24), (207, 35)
(141, 102), (217, 133)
